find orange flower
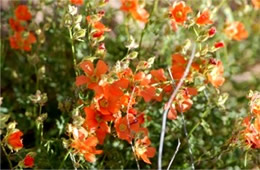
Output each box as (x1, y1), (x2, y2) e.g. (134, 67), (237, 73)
(135, 136), (156, 164)
(168, 104), (178, 120)
(176, 88), (196, 112)
(84, 106), (112, 130)
(92, 22), (111, 38)
(115, 114), (143, 143)
(70, 0), (84, 5)
(167, 88), (197, 120)
(171, 53), (187, 80)
(207, 60), (225, 88)
(169, 1), (192, 25)
(131, 7), (150, 23)
(224, 21), (248, 41)
(15, 5), (32, 21)
(71, 135), (103, 163)
(150, 69), (170, 100)
(134, 72), (151, 86)
(86, 16), (111, 38)
(120, 0), (149, 23)
(120, 0), (138, 12)
(93, 82), (127, 115)
(150, 69), (167, 83)
(9, 31), (36, 51)
(243, 116), (260, 149)
(7, 130), (23, 151)
(171, 53), (200, 81)
(196, 10), (213, 25)
(76, 60), (108, 88)
(252, 0), (260, 9)
(9, 18), (24, 32)
(120, 94), (136, 108)
(84, 106), (112, 144)
(133, 71), (162, 102)
(23, 155), (34, 168)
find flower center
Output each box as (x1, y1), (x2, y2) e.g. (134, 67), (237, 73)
(99, 98), (108, 108)
(119, 124), (127, 132)
(176, 11), (183, 18)
(95, 114), (102, 122)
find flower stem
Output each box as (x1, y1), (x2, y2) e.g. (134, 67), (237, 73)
(69, 28), (78, 76)
(1, 142), (13, 169)
(138, 0), (158, 58)
(59, 149), (71, 169)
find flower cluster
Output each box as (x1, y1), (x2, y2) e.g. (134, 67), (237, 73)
(73, 59), (162, 164)
(9, 5), (36, 51)
(66, 0), (230, 164)
(225, 22), (248, 41)
(242, 91), (260, 149)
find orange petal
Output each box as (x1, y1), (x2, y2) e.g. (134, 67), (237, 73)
(95, 60), (108, 77)
(146, 147), (156, 158)
(131, 7), (149, 23)
(172, 53), (186, 64)
(75, 75), (90, 86)
(141, 154), (151, 164)
(186, 87), (198, 96)
(140, 86), (156, 102)
(80, 60), (94, 76)
(84, 136), (98, 147)
(84, 153), (96, 162)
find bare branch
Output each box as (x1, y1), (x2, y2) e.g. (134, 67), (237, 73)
(158, 43), (196, 170)
(167, 138), (181, 170)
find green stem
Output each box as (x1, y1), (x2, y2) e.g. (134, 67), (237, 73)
(59, 149), (71, 169)
(1, 142), (13, 169)
(188, 122), (200, 137)
(69, 28), (78, 76)
(39, 105), (44, 145)
(138, 0), (158, 57)
(244, 150), (248, 167)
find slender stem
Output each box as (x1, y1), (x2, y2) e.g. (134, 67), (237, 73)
(138, 0), (158, 57)
(244, 150), (248, 167)
(69, 28), (78, 76)
(39, 105), (44, 145)
(188, 122), (200, 136)
(59, 149), (72, 169)
(126, 87), (140, 170)
(180, 109), (195, 170)
(1, 142), (13, 169)
(158, 44), (196, 170)
(167, 138), (181, 170)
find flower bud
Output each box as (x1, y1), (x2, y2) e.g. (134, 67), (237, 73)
(214, 41), (224, 48)
(208, 27), (216, 37)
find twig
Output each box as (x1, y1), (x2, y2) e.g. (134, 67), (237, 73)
(166, 138), (181, 170)
(158, 43), (196, 170)
(126, 87), (140, 170)
(180, 108), (195, 170)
